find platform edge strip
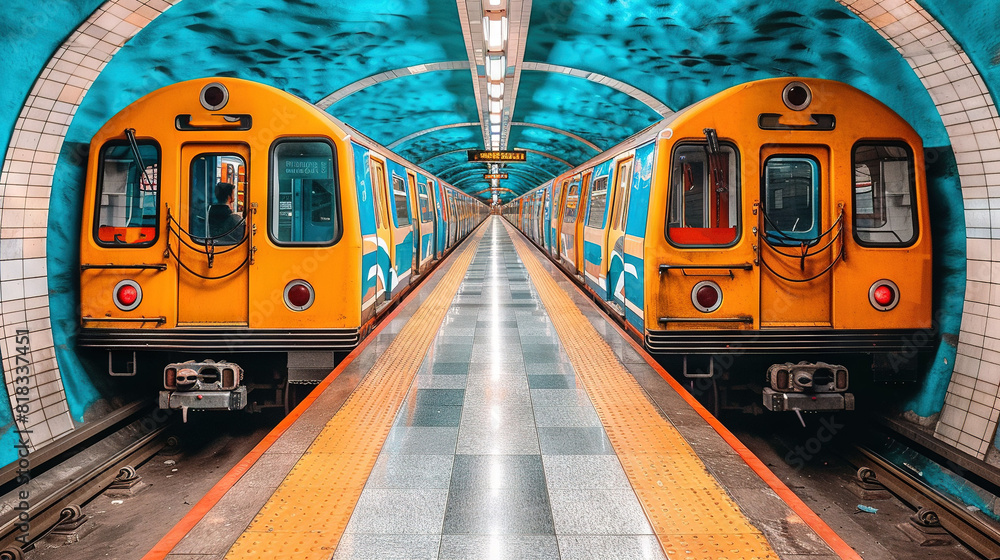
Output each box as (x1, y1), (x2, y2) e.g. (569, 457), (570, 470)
(505, 222), (780, 559)
(506, 221), (862, 560)
(223, 227), (484, 560)
(142, 226), (485, 560)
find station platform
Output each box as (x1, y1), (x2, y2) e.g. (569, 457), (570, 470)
(146, 217), (856, 560)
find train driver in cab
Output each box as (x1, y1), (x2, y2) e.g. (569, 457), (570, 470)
(208, 181), (245, 244)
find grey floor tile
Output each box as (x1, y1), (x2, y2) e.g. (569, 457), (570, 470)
(549, 489), (653, 535)
(442, 455), (554, 534)
(415, 388), (465, 405)
(533, 406), (603, 428)
(394, 403), (463, 427)
(537, 427), (614, 455)
(525, 362), (577, 376)
(382, 426), (459, 455)
(467, 361), (527, 376)
(527, 374), (579, 389)
(414, 374), (468, 389)
(366, 453), (454, 489)
(462, 376), (530, 406)
(332, 534), (441, 559)
(345, 488), (449, 534)
(457, 413), (540, 455)
(438, 535), (560, 559)
(434, 343), (474, 362)
(428, 362), (471, 375)
(542, 455), (631, 489)
(530, 388), (594, 407)
(557, 535), (666, 560)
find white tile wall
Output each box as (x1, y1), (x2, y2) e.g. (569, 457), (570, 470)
(0, 0), (177, 452)
(839, 0), (1000, 459)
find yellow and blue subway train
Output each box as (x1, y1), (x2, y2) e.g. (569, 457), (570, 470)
(77, 77), (485, 416)
(505, 78), (933, 413)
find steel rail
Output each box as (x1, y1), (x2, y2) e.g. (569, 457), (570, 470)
(849, 444), (1000, 559)
(0, 411), (173, 559)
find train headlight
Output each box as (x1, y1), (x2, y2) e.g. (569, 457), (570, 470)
(869, 279), (899, 311)
(113, 279), (142, 311)
(284, 280), (315, 311)
(691, 281), (723, 313)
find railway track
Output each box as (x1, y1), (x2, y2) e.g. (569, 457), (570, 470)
(0, 403), (175, 559)
(848, 440), (1000, 559)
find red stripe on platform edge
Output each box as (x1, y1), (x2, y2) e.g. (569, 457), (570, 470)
(142, 227), (484, 560)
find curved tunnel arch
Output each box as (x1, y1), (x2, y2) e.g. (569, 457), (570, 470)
(0, 0), (996, 459)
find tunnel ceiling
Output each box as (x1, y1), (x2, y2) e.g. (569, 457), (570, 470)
(0, 0), (982, 202)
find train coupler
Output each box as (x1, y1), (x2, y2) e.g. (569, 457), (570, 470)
(763, 361), (854, 412)
(159, 360), (248, 420)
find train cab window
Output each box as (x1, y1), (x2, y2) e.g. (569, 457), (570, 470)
(391, 175), (411, 226)
(667, 143), (740, 246)
(587, 176), (609, 228)
(189, 153), (247, 246)
(269, 140), (339, 245)
(852, 143), (917, 246)
(762, 156), (820, 244)
(95, 142), (160, 246)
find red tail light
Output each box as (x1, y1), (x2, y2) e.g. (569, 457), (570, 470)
(113, 280), (142, 311)
(869, 280), (899, 311)
(691, 281), (723, 313)
(284, 280), (315, 311)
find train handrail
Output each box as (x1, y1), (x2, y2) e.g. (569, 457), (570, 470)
(756, 206), (845, 283)
(164, 206), (250, 280)
(80, 263), (167, 271)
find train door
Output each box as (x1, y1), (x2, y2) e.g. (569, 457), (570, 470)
(758, 145), (833, 326)
(369, 157), (393, 302)
(390, 172), (413, 289)
(176, 144), (250, 324)
(582, 162), (615, 298)
(406, 172), (422, 275)
(606, 156), (633, 314)
(417, 178), (434, 267)
(575, 171), (592, 278)
(551, 180), (566, 258)
(560, 178), (578, 265)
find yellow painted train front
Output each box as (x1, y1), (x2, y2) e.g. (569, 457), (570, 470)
(78, 78), (484, 416)
(508, 78), (933, 413)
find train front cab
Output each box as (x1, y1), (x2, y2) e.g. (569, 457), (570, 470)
(643, 79), (933, 412)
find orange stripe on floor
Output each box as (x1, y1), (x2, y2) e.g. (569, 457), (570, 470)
(506, 222), (785, 560)
(222, 229), (483, 559)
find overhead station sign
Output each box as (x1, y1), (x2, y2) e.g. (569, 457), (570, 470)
(484, 173), (508, 180)
(467, 150), (526, 162)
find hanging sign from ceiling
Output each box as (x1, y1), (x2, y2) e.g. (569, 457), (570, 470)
(467, 150), (526, 162)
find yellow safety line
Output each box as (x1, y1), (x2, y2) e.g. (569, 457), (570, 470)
(225, 228), (484, 560)
(505, 222), (780, 560)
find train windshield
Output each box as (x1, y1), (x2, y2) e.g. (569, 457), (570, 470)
(270, 140), (339, 245)
(95, 142), (160, 246)
(852, 143), (917, 247)
(667, 143), (740, 246)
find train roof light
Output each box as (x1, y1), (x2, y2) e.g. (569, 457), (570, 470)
(782, 81), (811, 111)
(200, 82), (229, 111)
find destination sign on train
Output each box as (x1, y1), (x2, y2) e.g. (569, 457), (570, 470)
(484, 173), (508, 179)
(467, 150), (526, 162)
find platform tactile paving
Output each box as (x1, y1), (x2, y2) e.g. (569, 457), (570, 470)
(224, 229), (484, 560)
(505, 222), (780, 560)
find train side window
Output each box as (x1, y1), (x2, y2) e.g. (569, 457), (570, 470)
(852, 143), (917, 246)
(269, 140), (339, 245)
(391, 175), (411, 226)
(189, 152), (247, 246)
(563, 182), (580, 222)
(418, 180), (433, 221)
(762, 156), (819, 245)
(95, 141), (160, 247)
(587, 176), (609, 228)
(666, 143), (740, 246)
